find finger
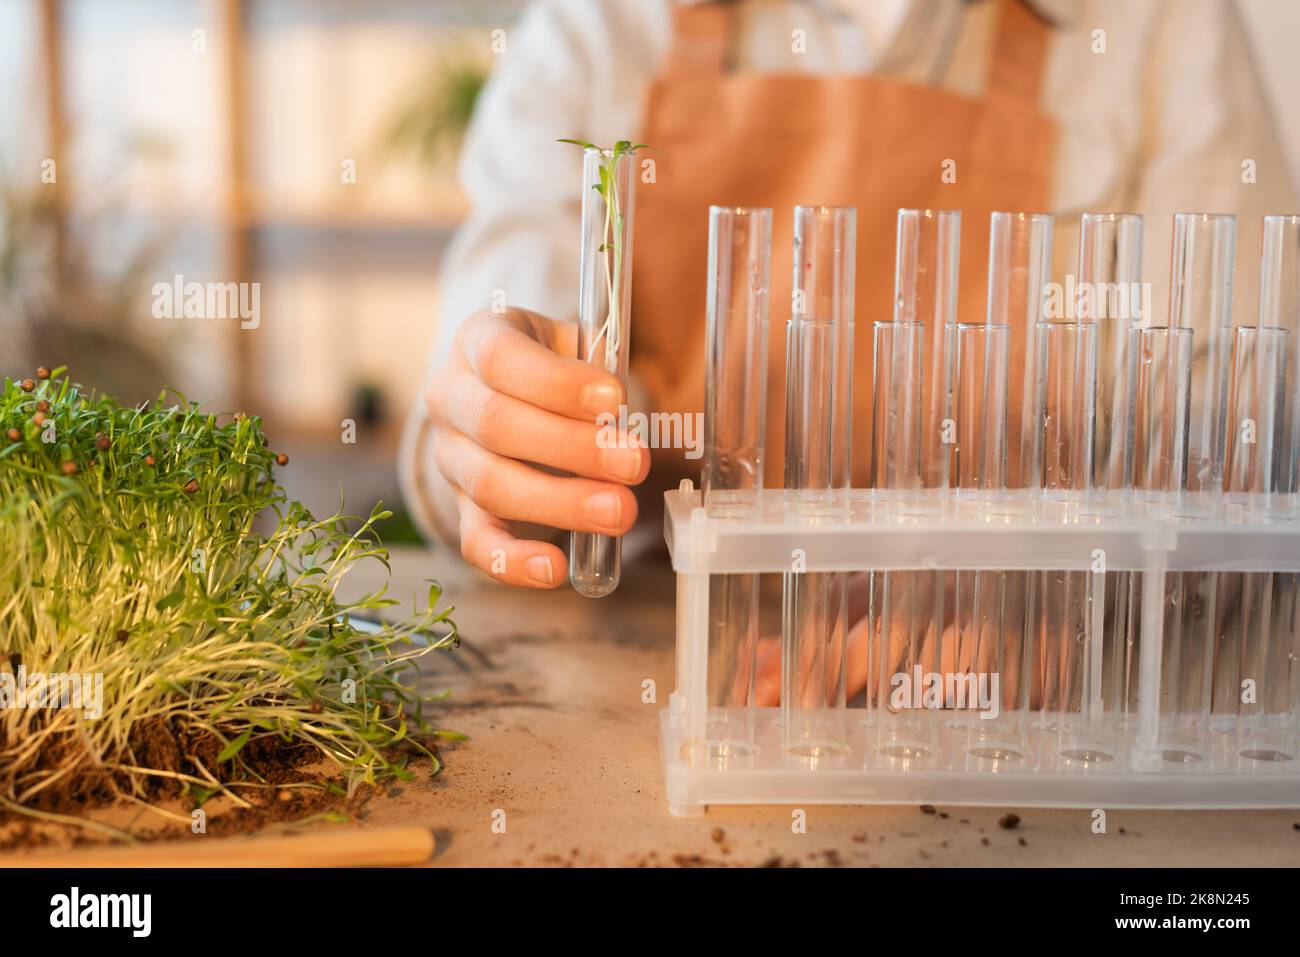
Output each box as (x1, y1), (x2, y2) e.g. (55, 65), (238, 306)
(755, 638), (781, 707)
(436, 371), (648, 485)
(458, 309), (623, 421)
(845, 616), (871, 705)
(456, 493), (566, 589)
(434, 428), (637, 535)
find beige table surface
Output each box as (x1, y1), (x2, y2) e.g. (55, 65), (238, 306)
(343, 546), (1300, 868)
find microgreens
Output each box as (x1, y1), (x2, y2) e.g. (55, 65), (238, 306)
(558, 139), (647, 372)
(0, 369), (459, 835)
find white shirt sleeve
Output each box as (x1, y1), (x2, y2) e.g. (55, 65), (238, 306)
(398, 0), (670, 543)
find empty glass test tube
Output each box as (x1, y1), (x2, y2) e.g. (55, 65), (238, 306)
(1076, 213), (1144, 733)
(1258, 215), (1300, 498)
(570, 146), (637, 598)
(987, 211), (1053, 489)
(782, 205), (855, 760)
(869, 319), (933, 757)
(1079, 213), (1145, 491)
(1252, 215), (1300, 763)
(984, 213), (1052, 761)
(1168, 213), (1236, 497)
(1127, 327), (1198, 761)
(1031, 322), (1112, 761)
(702, 206), (771, 759)
(869, 211), (959, 763)
(950, 324), (1019, 754)
(1217, 326), (1293, 762)
(894, 209), (961, 490)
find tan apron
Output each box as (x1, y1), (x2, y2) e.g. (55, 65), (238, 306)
(632, 0), (1056, 492)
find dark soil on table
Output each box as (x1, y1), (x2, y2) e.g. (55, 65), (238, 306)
(0, 718), (439, 851)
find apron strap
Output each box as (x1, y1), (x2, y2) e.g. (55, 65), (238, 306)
(987, 0), (1052, 104)
(665, 1), (734, 75)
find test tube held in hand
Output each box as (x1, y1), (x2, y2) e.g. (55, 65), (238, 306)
(703, 206), (772, 758)
(570, 147), (637, 598)
(782, 205), (855, 760)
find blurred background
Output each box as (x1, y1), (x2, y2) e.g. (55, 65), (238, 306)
(0, 0), (525, 540)
(1, 0), (1299, 542)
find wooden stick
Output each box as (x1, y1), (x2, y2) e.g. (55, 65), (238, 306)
(0, 826), (435, 868)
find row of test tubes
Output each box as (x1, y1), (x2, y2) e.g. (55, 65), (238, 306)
(701, 205), (1300, 769)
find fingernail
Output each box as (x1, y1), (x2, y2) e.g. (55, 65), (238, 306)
(584, 490), (622, 531)
(600, 446), (643, 483)
(525, 555), (554, 585)
(580, 382), (620, 418)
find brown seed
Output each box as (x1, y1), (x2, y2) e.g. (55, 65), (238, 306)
(308, 700), (323, 714)
(60, 460), (78, 476)
(31, 411), (46, 427)
(116, 628), (130, 642)
(36, 399), (49, 412)
(998, 813), (1021, 830)
(5, 428), (19, 442)
(144, 454), (155, 466)
(275, 453), (289, 466)
(95, 433), (111, 451)
(36, 366), (50, 379)
(20, 379), (34, 392)
(278, 789), (293, 802)
(710, 827), (725, 844)
(183, 478), (199, 494)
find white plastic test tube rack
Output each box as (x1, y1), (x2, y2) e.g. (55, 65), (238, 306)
(661, 485), (1300, 815)
(660, 210), (1300, 815)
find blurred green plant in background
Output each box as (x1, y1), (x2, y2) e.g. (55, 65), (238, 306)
(383, 57), (489, 167)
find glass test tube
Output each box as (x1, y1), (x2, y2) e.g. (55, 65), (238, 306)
(872, 209), (958, 762)
(1132, 328), (1194, 500)
(702, 206), (772, 759)
(1079, 213), (1145, 490)
(781, 205), (855, 759)
(1168, 213), (1236, 497)
(987, 211), (1053, 488)
(1254, 215), (1300, 764)
(1032, 322), (1108, 760)
(1128, 327), (1198, 760)
(894, 209), (962, 489)
(1076, 213), (1144, 737)
(950, 324), (1018, 756)
(1218, 326), (1293, 761)
(1258, 215), (1300, 497)
(869, 320), (926, 751)
(570, 146), (637, 598)
(984, 212), (1052, 763)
